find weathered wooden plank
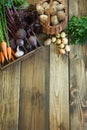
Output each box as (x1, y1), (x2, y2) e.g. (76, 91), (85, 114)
(69, 0), (87, 130)
(70, 45), (87, 130)
(19, 46), (49, 130)
(0, 63), (20, 130)
(50, 44), (69, 130)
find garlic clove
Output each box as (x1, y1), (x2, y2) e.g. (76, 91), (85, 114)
(62, 37), (68, 44)
(60, 32), (66, 38)
(44, 38), (51, 46)
(15, 46), (24, 57)
(51, 37), (56, 43)
(65, 45), (70, 52)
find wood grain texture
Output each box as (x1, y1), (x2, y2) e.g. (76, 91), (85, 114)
(0, 63), (20, 130)
(19, 46), (49, 130)
(50, 44), (69, 130)
(69, 0), (87, 130)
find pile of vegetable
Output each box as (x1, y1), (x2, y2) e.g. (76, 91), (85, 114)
(66, 16), (87, 45)
(44, 31), (70, 55)
(0, 0), (41, 67)
(36, 0), (66, 26)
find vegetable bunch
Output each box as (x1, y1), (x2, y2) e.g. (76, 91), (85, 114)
(66, 16), (87, 45)
(0, 5), (15, 64)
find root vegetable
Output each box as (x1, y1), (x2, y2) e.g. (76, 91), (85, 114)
(51, 37), (56, 43)
(0, 51), (5, 63)
(16, 39), (24, 46)
(57, 4), (65, 11)
(7, 47), (12, 60)
(65, 45), (70, 52)
(58, 44), (65, 49)
(39, 15), (48, 24)
(16, 28), (27, 39)
(10, 39), (16, 50)
(1, 41), (8, 60)
(42, 2), (49, 8)
(36, 5), (44, 15)
(53, 1), (60, 6)
(28, 36), (37, 47)
(56, 33), (60, 38)
(60, 32), (66, 38)
(16, 39), (28, 53)
(56, 39), (61, 44)
(51, 15), (59, 25)
(50, 5), (57, 15)
(59, 48), (65, 54)
(44, 5), (50, 14)
(62, 37), (68, 44)
(44, 38), (51, 46)
(57, 11), (66, 21)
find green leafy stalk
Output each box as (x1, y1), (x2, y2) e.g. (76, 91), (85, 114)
(0, 1), (10, 47)
(13, 0), (29, 9)
(0, 21), (4, 43)
(66, 16), (87, 45)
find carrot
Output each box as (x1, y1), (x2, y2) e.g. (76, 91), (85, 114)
(0, 51), (5, 64)
(11, 49), (15, 56)
(7, 47), (12, 60)
(0, 52), (1, 63)
(11, 55), (15, 61)
(1, 41), (8, 60)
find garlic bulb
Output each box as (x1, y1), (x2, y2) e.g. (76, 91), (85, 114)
(15, 46), (24, 57)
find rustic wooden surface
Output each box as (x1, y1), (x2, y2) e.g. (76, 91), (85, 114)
(69, 0), (87, 130)
(0, 0), (87, 130)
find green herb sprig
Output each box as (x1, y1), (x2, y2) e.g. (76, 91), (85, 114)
(66, 16), (87, 45)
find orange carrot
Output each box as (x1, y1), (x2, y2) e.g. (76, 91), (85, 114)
(7, 47), (12, 60)
(0, 52), (1, 63)
(11, 55), (15, 61)
(0, 51), (5, 64)
(1, 41), (8, 60)
(11, 49), (15, 56)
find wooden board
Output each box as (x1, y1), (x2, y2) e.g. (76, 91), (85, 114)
(0, 63), (20, 130)
(50, 44), (69, 130)
(69, 0), (87, 130)
(19, 46), (50, 130)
